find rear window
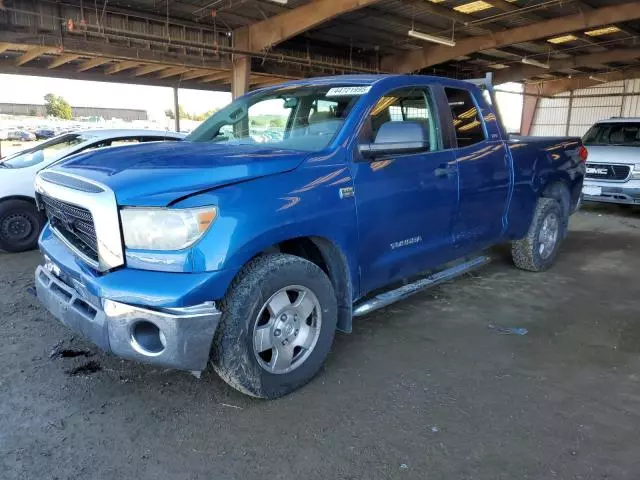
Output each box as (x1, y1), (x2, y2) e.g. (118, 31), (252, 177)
(444, 87), (486, 148)
(583, 122), (640, 147)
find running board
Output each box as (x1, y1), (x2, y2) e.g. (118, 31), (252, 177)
(352, 255), (490, 317)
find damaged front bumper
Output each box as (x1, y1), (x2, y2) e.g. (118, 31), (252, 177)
(35, 263), (221, 373)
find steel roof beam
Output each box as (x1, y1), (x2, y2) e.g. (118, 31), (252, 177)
(534, 68), (640, 95)
(77, 57), (111, 72)
(242, 0), (383, 53)
(495, 47), (640, 84)
(180, 69), (216, 81)
(199, 72), (232, 83)
(15, 46), (50, 66)
(133, 64), (168, 76)
(105, 60), (140, 75)
(48, 54), (80, 69)
(382, 1), (640, 72)
(155, 67), (191, 79)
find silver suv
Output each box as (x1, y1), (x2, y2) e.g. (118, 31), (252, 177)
(582, 118), (640, 205)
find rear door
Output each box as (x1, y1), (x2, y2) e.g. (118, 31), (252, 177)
(352, 86), (459, 295)
(445, 87), (511, 250)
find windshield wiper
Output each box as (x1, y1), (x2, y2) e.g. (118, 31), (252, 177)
(0, 162), (12, 168)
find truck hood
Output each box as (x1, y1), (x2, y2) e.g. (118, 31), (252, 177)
(48, 141), (309, 206)
(584, 145), (640, 165)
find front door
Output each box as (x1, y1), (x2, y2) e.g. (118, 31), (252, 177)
(352, 86), (459, 295)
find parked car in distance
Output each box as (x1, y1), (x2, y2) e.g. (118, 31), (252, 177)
(582, 117), (640, 205)
(0, 129), (184, 252)
(35, 129), (57, 140)
(7, 130), (36, 141)
(34, 75), (586, 398)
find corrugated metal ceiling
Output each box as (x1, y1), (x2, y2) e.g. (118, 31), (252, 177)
(106, 0), (640, 80)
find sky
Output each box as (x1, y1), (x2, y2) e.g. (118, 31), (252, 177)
(0, 74), (232, 121)
(0, 73), (523, 131)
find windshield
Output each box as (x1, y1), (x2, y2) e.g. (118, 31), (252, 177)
(583, 122), (640, 147)
(187, 85), (366, 152)
(1, 134), (88, 168)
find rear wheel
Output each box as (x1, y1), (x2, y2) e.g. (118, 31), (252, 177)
(211, 253), (337, 398)
(0, 199), (45, 252)
(512, 197), (564, 272)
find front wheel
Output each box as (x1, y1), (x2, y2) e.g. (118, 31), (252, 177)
(511, 197), (564, 272)
(211, 253), (337, 399)
(0, 199), (45, 253)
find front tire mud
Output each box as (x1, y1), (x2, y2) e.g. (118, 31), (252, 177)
(210, 253), (337, 399)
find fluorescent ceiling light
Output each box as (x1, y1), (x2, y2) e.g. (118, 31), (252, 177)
(408, 29), (456, 47)
(522, 57), (550, 69)
(266, 0), (288, 4)
(584, 26), (621, 36)
(589, 75), (609, 83)
(453, 0), (517, 10)
(454, 1), (493, 14)
(547, 34), (578, 44)
(489, 63), (509, 69)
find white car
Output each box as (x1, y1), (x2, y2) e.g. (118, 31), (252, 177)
(0, 129), (184, 252)
(582, 118), (640, 205)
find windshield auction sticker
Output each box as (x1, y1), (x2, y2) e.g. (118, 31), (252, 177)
(326, 86), (372, 96)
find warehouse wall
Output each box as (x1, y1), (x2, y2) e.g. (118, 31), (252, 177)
(530, 79), (640, 137)
(0, 103), (148, 121)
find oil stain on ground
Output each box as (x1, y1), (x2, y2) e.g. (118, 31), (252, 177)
(65, 361), (102, 376)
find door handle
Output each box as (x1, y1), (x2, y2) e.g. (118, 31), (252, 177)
(434, 164), (457, 177)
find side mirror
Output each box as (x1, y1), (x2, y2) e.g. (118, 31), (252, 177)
(358, 121), (428, 159)
(283, 98), (299, 109)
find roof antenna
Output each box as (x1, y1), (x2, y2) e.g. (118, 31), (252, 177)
(166, 0), (171, 43)
(451, 19), (456, 45)
(411, 5), (415, 32)
(349, 38), (353, 70)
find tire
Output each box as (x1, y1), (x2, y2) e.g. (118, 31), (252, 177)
(511, 197), (564, 272)
(211, 253), (338, 399)
(0, 199), (45, 253)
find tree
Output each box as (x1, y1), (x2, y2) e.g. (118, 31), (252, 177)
(44, 93), (72, 120)
(166, 106), (219, 121)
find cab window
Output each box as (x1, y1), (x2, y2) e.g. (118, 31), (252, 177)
(187, 85), (361, 152)
(367, 87), (440, 152)
(445, 87), (486, 148)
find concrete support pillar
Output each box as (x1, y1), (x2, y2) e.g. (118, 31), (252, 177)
(173, 87), (180, 133)
(520, 83), (539, 136)
(232, 27), (251, 99)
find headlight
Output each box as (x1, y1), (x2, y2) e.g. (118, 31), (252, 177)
(632, 164), (640, 180)
(121, 207), (217, 250)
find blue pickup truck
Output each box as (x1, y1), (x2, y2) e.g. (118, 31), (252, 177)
(34, 75), (586, 398)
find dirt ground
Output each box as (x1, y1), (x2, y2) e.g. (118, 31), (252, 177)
(2, 204), (640, 480)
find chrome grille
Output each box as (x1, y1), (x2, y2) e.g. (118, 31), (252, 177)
(41, 195), (99, 263)
(35, 172), (124, 272)
(585, 163), (631, 181)
(38, 171), (106, 193)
